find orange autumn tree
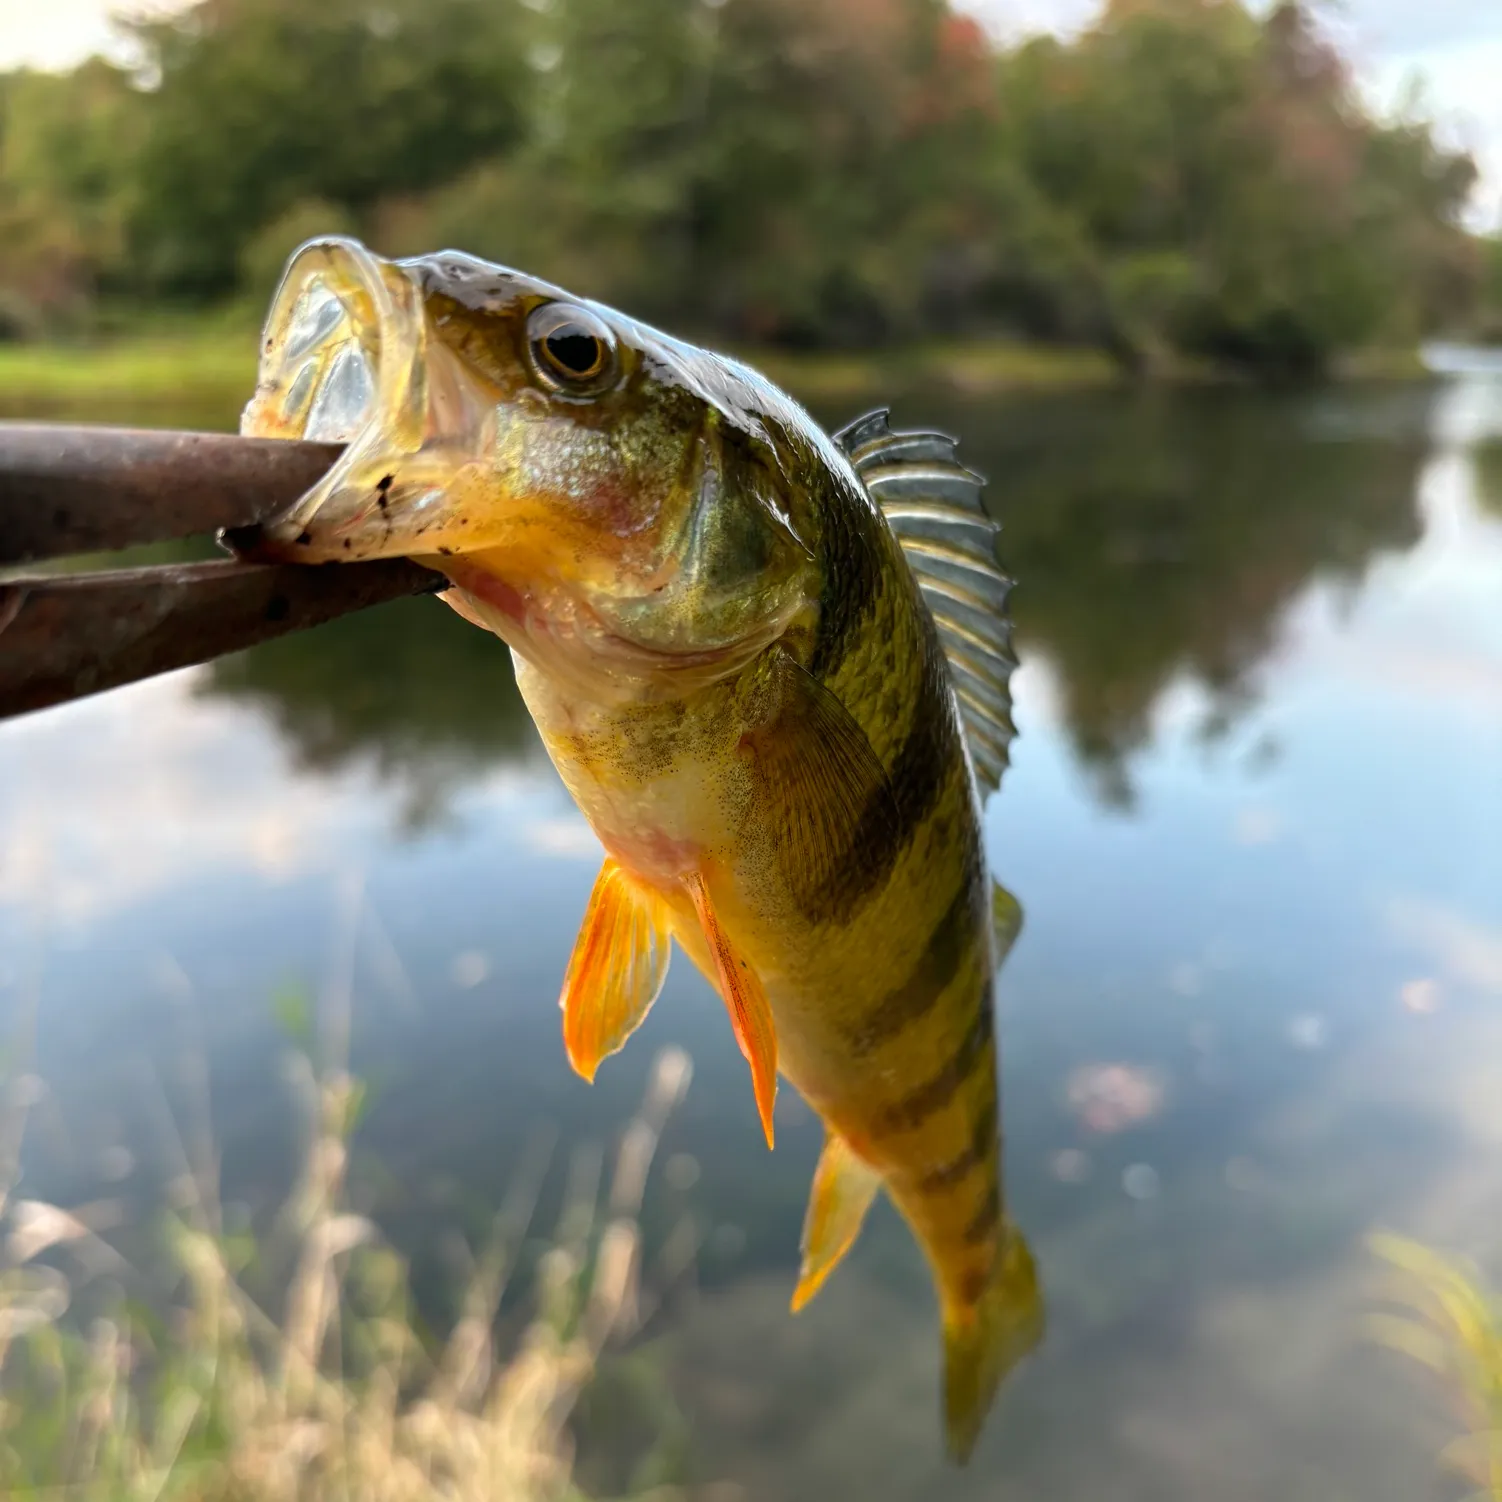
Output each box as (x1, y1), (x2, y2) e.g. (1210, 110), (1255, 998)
(998, 0), (1478, 371)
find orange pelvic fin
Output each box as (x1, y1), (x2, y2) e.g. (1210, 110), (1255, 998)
(560, 859), (671, 1082)
(791, 1130), (882, 1312)
(686, 871), (778, 1149)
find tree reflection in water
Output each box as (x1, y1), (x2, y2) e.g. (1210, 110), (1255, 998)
(201, 591), (539, 830)
(944, 386), (1433, 807)
(202, 385), (1436, 819)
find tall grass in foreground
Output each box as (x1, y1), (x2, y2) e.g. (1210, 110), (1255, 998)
(1370, 1233), (1502, 1500)
(0, 1040), (693, 1500)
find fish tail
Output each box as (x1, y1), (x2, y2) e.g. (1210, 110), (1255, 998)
(941, 1222), (1043, 1464)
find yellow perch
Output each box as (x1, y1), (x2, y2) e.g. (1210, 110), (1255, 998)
(236, 237), (1042, 1459)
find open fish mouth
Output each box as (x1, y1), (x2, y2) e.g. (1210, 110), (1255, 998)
(232, 237), (496, 563)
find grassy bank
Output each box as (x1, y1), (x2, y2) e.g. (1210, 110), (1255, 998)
(0, 328), (258, 419)
(0, 320), (1434, 422)
(0, 322), (1117, 420)
(0, 1033), (696, 1500)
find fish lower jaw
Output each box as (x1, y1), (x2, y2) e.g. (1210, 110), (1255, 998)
(436, 559), (530, 631)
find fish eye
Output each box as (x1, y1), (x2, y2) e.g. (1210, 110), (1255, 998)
(527, 303), (618, 394)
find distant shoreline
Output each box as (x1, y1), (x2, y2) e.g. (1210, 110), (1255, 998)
(0, 323), (1462, 421)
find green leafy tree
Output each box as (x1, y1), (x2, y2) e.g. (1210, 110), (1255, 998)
(125, 0), (535, 296)
(384, 0), (1031, 345)
(0, 61), (141, 330)
(0, 0), (1486, 370)
(999, 0), (1477, 372)
(1473, 235), (1502, 341)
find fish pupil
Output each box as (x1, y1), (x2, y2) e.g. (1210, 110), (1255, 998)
(544, 329), (605, 378)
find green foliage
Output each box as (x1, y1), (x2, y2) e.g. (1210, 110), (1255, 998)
(1474, 236), (1502, 342)
(0, 0), (1486, 372)
(239, 196), (359, 308)
(125, 0), (533, 296)
(1000, 0), (1479, 372)
(1487, 238), (1502, 306)
(0, 321), (253, 422)
(1474, 441), (1502, 519)
(0, 60), (141, 331)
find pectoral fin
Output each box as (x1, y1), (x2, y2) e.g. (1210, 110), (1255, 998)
(741, 649), (896, 904)
(560, 859), (671, 1082)
(791, 1130), (883, 1312)
(686, 871), (778, 1150)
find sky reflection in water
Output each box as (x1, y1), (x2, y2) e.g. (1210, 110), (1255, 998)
(2, 371), (1500, 1500)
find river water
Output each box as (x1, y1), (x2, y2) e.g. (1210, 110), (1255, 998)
(2, 365), (1501, 1500)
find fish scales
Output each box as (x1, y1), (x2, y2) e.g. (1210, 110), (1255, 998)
(237, 237), (1040, 1461)
(772, 502), (1005, 1285)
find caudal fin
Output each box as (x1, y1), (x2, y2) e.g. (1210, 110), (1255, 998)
(942, 1226), (1044, 1463)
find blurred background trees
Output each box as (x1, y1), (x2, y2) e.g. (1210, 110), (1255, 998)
(0, 0), (1492, 374)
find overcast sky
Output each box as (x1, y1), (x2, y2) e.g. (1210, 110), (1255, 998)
(0, 0), (1497, 225)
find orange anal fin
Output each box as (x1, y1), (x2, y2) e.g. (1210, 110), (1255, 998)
(686, 871), (777, 1149)
(560, 859), (671, 1082)
(791, 1130), (882, 1312)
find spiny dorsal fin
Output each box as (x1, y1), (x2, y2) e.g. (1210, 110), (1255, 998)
(835, 409), (1017, 796)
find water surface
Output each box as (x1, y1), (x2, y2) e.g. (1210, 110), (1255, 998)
(3, 370), (1501, 1500)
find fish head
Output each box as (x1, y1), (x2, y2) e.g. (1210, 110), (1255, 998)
(237, 237), (818, 691)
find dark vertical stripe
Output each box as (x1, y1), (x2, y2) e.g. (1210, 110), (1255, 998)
(917, 1090), (998, 1194)
(961, 1177), (1002, 1246)
(808, 481), (884, 681)
(956, 1259), (993, 1307)
(804, 636), (961, 925)
(847, 863), (982, 1056)
(875, 996), (994, 1135)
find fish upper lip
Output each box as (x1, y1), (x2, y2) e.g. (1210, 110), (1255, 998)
(238, 237), (431, 555)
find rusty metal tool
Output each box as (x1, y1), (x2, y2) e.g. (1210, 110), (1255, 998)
(0, 423), (445, 720)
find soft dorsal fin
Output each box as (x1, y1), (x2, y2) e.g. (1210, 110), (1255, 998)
(992, 878), (1023, 968)
(835, 409), (1017, 796)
